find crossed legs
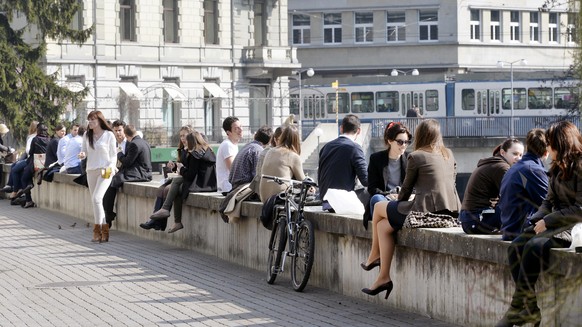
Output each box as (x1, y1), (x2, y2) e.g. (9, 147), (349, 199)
(364, 201), (397, 289)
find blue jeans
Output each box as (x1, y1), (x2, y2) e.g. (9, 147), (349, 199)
(8, 160), (28, 191)
(369, 194), (388, 218)
(459, 208), (501, 234)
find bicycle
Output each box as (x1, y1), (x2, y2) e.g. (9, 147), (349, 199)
(262, 175), (319, 292)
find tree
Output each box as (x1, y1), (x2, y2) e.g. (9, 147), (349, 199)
(0, 0), (92, 145)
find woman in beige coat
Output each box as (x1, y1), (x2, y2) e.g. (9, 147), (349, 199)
(361, 119), (461, 299)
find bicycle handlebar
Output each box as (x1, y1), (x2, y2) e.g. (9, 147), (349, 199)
(261, 174), (318, 187)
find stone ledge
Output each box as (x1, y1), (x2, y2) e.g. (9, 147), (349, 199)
(21, 171), (582, 276)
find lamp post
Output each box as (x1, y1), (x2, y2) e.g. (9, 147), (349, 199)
(497, 59), (527, 137)
(390, 69), (420, 76)
(294, 68), (314, 139)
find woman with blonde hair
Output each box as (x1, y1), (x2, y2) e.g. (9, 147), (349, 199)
(78, 111), (117, 243)
(259, 125), (305, 203)
(361, 119), (460, 299)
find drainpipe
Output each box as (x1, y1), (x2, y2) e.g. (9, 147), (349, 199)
(92, 0), (98, 111)
(230, 0), (235, 117)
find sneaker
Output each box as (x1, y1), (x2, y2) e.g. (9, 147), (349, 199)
(0, 185), (13, 193)
(23, 201), (35, 208)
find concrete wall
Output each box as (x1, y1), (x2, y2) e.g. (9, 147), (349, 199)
(2, 168), (581, 327)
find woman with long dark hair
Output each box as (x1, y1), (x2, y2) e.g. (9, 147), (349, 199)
(78, 111), (117, 243)
(361, 119), (460, 299)
(496, 121), (581, 327)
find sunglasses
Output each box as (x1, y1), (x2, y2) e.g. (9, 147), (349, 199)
(395, 139), (411, 146)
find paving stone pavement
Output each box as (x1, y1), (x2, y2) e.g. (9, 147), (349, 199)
(0, 200), (458, 327)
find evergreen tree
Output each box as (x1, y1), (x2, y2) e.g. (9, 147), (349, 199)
(0, 0), (92, 144)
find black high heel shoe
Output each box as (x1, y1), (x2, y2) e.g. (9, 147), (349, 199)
(360, 258), (380, 271)
(362, 281), (394, 299)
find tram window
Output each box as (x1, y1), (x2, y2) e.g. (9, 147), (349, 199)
(401, 93), (406, 115)
(502, 88), (526, 109)
(351, 92), (374, 113)
(376, 91), (399, 112)
(528, 88), (552, 109)
(555, 87), (579, 109)
(461, 89), (475, 110)
(418, 93), (424, 112)
(290, 94), (299, 116)
(327, 92), (349, 114)
(304, 96), (312, 118)
(314, 96), (324, 118)
(481, 91), (487, 114)
(425, 90), (439, 111)
(476, 91), (482, 114)
(494, 90), (501, 114)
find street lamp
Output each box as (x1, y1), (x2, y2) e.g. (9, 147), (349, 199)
(294, 68), (314, 139)
(497, 59), (527, 137)
(391, 69), (419, 76)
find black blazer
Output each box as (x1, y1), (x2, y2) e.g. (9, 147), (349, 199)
(367, 150), (408, 195)
(111, 135), (152, 188)
(318, 136), (368, 200)
(180, 148), (217, 198)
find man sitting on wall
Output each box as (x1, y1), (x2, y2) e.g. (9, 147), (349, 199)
(228, 125), (272, 191)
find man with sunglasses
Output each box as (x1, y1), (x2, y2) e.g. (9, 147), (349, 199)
(318, 114), (368, 211)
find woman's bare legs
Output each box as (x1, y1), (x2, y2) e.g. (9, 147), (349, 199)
(367, 217), (396, 290)
(365, 201), (389, 265)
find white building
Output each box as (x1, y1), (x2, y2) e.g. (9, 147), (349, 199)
(288, 0), (577, 78)
(40, 0), (299, 142)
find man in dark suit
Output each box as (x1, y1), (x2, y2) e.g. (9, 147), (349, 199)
(318, 114), (368, 210)
(103, 124), (153, 227)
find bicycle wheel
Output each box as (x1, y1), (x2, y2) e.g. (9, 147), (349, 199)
(291, 218), (315, 291)
(266, 215), (287, 284)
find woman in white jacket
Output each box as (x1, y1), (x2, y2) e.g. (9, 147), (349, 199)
(78, 111), (117, 243)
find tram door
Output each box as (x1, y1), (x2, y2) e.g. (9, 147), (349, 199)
(304, 95), (325, 120)
(401, 91), (424, 115)
(412, 91), (424, 115)
(476, 89), (501, 116)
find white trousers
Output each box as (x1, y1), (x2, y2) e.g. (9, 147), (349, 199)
(87, 169), (113, 225)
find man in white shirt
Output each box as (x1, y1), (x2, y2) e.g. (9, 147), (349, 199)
(216, 116), (243, 194)
(57, 124), (79, 165)
(61, 126), (85, 174)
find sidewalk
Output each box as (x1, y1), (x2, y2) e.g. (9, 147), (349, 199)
(0, 200), (456, 327)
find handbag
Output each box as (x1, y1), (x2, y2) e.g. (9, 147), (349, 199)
(33, 153), (46, 172)
(403, 211), (460, 229)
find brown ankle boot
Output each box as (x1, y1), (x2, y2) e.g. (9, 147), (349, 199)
(101, 224), (109, 243)
(92, 224), (101, 243)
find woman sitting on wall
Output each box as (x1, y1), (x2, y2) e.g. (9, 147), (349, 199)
(361, 119), (461, 299)
(140, 125), (192, 232)
(459, 138), (523, 234)
(496, 121), (581, 327)
(149, 131), (217, 233)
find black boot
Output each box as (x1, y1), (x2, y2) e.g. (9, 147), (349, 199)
(139, 219), (157, 230)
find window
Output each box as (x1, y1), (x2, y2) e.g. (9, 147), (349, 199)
(163, 0), (178, 43)
(324, 13), (342, 44)
(355, 12), (373, 43)
(204, 0), (218, 44)
(555, 87), (579, 109)
(254, 0), (265, 45)
(351, 92), (374, 113)
(70, 0), (83, 30)
(502, 88), (527, 109)
(376, 91), (399, 112)
(292, 14), (311, 44)
(425, 90), (439, 111)
(120, 0), (136, 41)
(490, 10), (500, 41)
(510, 11), (520, 41)
(419, 10), (438, 41)
(461, 89), (475, 111)
(527, 88), (552, 109)
(530, 12), (539, 42)
(568, 12), (577, 44)
(549, 13), (559, 43)
(327, 93), (349, 114)
(387, 11), (405, 42)
(470, 10), (480, 41)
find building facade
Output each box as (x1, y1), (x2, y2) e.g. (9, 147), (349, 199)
(42, 0), (299, 142)
(288, 0), (577, 79)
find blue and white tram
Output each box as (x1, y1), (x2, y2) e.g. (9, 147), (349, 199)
(291, 78), (578, 120)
